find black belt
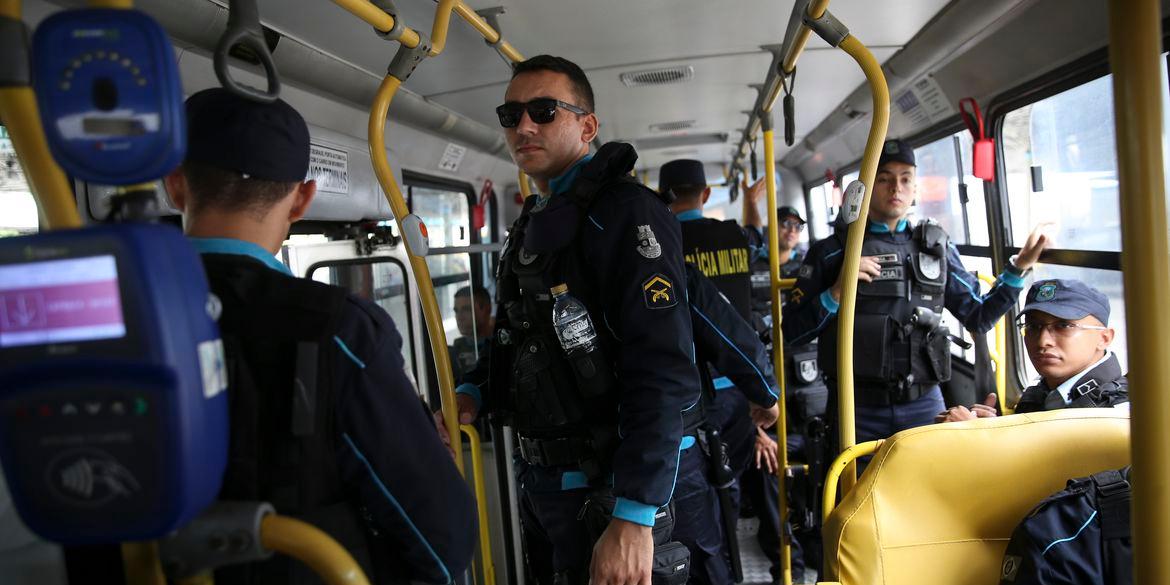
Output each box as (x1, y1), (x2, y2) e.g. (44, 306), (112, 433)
(517, 435), (596, 468)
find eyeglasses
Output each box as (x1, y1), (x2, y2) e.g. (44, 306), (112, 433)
(779, 219), (805, 232)
(496, 98), (589, 128)
(1016, 318), (1108, 338)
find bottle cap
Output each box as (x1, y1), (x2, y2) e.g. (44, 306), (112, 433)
(550, 283), (568, 295)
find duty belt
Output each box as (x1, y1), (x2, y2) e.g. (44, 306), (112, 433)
(518, 435), (596, 468)
(853, 381), (934, 406)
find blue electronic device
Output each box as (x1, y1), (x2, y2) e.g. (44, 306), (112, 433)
(32, 9), (185, 185)
(0, 224), (228, 544)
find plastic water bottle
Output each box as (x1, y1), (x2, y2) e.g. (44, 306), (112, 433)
(551, 283), (597, 353)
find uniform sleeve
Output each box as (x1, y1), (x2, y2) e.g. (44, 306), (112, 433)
(333, 298), (477, 584)
(454, 342), (491, 413)
(685, 264), (778, 408)
(781, 238), (844, 347)
(585, 189), (702, 526)
(743, 225), (766, 264)
(943, 244), (1024, 334)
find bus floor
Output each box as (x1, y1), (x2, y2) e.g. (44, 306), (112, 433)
(736, 517), (818, 585)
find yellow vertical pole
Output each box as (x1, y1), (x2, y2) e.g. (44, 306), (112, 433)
(1107, 1), (1170, 582)
(762, 119), (792, 585)
(518, 171), (532, 199)
(833, 35), (890, 492)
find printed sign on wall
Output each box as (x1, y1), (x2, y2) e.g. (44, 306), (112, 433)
(439, 142), (467, 173)
(308, 143), (349, 194)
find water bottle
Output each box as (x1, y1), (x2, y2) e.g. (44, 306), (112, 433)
(551, 283), (597, 353)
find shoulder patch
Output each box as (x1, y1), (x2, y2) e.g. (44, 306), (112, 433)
(636, 224), (662, 259)
(798, 264), (814, 279)
(642, 274), (677, 309)
(789, 287), (805, 304)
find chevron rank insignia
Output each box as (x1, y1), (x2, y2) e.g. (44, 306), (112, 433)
(642, 274), (677, 309)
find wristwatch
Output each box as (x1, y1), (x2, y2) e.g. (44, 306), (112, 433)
(1005, 254), (1031, 278)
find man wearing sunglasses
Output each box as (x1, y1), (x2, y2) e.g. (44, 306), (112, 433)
(782, 137), (1051, 450)
(459, 55), (703, 585)
(938, 279), (1128, 422)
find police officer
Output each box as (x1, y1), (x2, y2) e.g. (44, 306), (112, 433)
(450, 285), (494, 380)
(163, 88), (476, 584)
(455, 55), (701, 585)
(938, 279), (1127, 423)
(741, 177), (808, 308)
(782, 137), (1051, 445)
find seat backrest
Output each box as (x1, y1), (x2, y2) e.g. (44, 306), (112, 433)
(823, 408), (1130, 585)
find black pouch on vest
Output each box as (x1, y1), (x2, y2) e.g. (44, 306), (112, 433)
(914, 329), (952, 383)
(580, 490), (690, 585)
(651, 541), (691, 585)
(513, 336), (586, 427)
(853, 314), (893, 383)
(568, 349), (614, 398)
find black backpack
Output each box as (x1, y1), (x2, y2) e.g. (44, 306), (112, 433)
(999, 467), (1131, 585)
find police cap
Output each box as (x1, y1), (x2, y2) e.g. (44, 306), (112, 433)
(1021, 279), (1111, 326)
(185, 88), (310, 182)
(878, 138), (916, 168)
(658, 159), (706, 194)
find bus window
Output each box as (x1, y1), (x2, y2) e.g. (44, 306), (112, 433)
(0, 126), (39, 237)
(309, 258), (414, 375)
(913, 131), (990, 246)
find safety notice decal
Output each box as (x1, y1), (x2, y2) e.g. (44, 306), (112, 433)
(308, 143), (349, 194)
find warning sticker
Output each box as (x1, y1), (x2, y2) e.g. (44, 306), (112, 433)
(198, 339), (228, 399)
(308, 143), (349, 194)
(894, 74), (955, 126)
(439, 142), (467, 172)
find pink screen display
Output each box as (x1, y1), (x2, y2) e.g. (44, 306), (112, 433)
(0, 255), (126, 348)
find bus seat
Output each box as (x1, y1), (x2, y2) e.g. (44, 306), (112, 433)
(819, 408), (1130, 585)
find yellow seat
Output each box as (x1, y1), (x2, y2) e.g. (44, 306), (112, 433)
(820, 408), (1130, 585)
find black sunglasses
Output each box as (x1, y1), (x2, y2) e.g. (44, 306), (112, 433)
(496, 98), (589, 128)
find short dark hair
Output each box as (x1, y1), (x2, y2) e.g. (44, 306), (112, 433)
(181, 161), (299, 217)
(669, 185), (705, 202)
(454, 284), (492, 308)
(511, 55), (595, 113)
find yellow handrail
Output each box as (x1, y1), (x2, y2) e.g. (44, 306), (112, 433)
(777, 277), (796, 291)
(1107, 0), (1170, 582)
(461, 425), (496, 585)
(261, 515), (371, 585)
(822, 440), (882, 523)
(976, 274), (1008, 413)
(87, 0), (132, 8)
(780, 0), (830, 75)
(519, 171), (533, 199)
(451, 3), (524, 63)
(121, 542), (166, 585)
(761, 122), (794, 585)
(329, 0), (422, 48)
(832, 35), (890, 493)
(368, 75), (463, 473)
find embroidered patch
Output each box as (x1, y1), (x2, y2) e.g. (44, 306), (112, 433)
(789, 288), (805, 304)
(642, 274), (676, 309)
(636, 225), (662, 259)
(1036, 283), (1057, 301)
(518, 247), (539, 265)
(797, 358), (819, 384)
(531, 195), (550, 213)
(918, 252), (942, 280)
(798, 264), (813, 279)
(1001, 555), (1022, 582)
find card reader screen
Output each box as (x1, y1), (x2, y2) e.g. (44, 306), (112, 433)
(0, 255), (126, 347)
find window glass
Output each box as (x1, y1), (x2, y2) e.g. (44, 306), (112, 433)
(429, 251), (496, 383)
(0, 126), (40, 236)
(1002, 75), (1122, 251)
(412, 186), (471, 248)
(941, 255), (1000, 365)
(310, 259), (413, 372)
(912, 133), (989, 246)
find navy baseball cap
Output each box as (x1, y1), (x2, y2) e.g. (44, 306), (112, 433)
(878, 138), (916, 168)
(1020, 279), (1111, 325)
(185, 88), (310, 182)
(777, 206), (805, 224)
(658, 159), (707, 194)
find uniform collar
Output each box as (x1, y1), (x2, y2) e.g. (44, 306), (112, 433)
(546, 154), (594, 197)
(1051, 351), (1119, 404)
(189, 237), (292, 276)
(868, 218), (910, 234)
(675, 209), (704, 222)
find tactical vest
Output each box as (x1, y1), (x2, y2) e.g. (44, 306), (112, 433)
(822, 220), (952, 404)
(1015, 353), (1129, 413)
(493, 144), (688, 478)
(202, 255), (392, 585)
(680, 218), (753, 322)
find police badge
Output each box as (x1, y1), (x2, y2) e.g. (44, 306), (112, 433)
(636, 225), (662, 259)
(797, 358), (819, 384)
(918, 252), (942, 280)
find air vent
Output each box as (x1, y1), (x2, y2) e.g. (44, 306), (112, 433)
(661, 148), (701, 157)
(620, 66), (695, 87)
(649, 120), (696, 133)
(635, 132), (730, 151)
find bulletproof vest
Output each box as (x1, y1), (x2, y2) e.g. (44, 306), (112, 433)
(822, 220), (952, 402)
(201, 255), (390, 585)
(680, 218), (753, 322)
(493, 143), (655, 467)
(1015, 353), (1129, 414)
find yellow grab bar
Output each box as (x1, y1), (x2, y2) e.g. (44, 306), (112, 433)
(832, 35), (891, 493)
(329, 0), (422, 48)
(261, 515), (371, 585)
(452, 3), (524, 63)
(780, 0), (830, 75)
(121, 542), (166, 585)
(1108, 0), (1170, 582)
(976, 274), (1009, 413)
(368, 75), (463, 472)
(777, 277), (796, 291)
(519, 171), (533, 199)
(461, 425), (496, 585)
(761, 121), (794, 585)
(822, 440), (882, 522)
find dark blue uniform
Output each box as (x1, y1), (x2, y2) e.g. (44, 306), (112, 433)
(195, 239), (477, 585)
(461, 149), (702, 583)
(781, 219), (1025, 443)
